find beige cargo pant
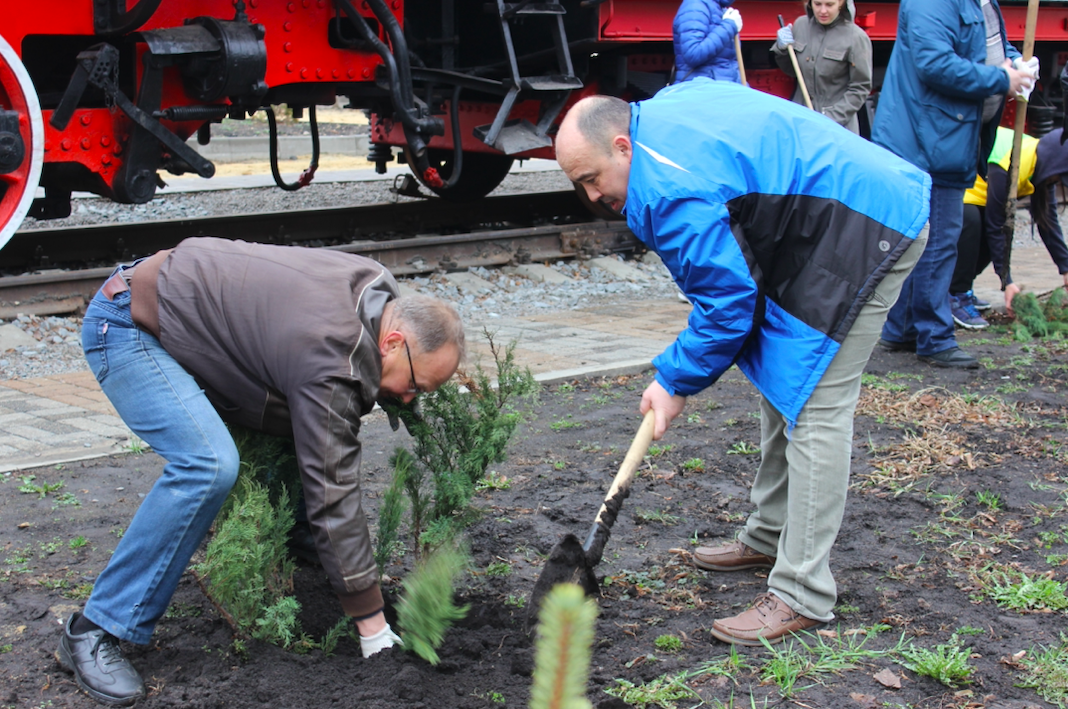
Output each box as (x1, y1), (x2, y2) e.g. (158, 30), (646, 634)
(738, 226), (928, 622)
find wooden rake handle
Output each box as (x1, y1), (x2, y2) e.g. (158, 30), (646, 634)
(582, 409), (656, 566)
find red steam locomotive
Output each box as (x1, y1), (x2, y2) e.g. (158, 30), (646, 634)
(1, 1), (1066, 251)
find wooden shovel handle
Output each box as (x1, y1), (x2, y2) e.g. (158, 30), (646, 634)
(778, 14), (813, 110)
(734, 34), (747, 87)
(582, 409), (656, 565)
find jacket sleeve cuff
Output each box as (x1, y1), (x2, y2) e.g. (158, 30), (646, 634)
(338, 584), (384, 618)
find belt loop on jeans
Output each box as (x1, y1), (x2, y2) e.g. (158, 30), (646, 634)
(101, 271), (131, 301)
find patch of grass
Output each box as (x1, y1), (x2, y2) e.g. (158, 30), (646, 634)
(605, 674), (698, 708)
(475, 471), (511, 492)
(727, 441), (759, 455)
(681, 458), (705, 473)
(550, 415), (583, 431)
(897, 634), (974, 687)
(68, 536), (88, 550)
(63, 583), (94, 600)
(123, 436), (148, 454)
(557, 382), (575, 393)
(759, 625), (906, 698)
(17, 475), (64, 498)
(53, 491), (80, 507)
(1016, 633), (1068, 707)
(647, 444), (673, 457)
(654, 635), (683, 653)
(504, 593), (526, 609)
(485, 561), (511, 577)
(975, 489), (1004, 511)
(634, 509), (680, 526)
(978, 566), (1068, 612)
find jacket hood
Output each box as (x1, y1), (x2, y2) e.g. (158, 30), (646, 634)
(718, 0), (736, 6)
(806, 0), (854, 22)
(1034, 128), (1068, 187)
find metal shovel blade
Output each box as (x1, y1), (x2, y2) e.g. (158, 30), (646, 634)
(527, 410), (656, 621)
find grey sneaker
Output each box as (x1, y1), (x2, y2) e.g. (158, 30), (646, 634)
(56, 613), (145, 706)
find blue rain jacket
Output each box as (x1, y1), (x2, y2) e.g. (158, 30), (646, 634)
(626, 79), (931, 424)
(673, 0), (741, 84)
(871, 0), (1019, 188)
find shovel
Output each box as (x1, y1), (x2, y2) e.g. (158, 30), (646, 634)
(529, 409), (656, 614)
(779, 15), (814, 110)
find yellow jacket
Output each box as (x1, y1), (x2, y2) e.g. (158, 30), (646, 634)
(964, 126), (1038, 206)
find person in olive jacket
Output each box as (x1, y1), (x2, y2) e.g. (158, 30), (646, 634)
(772, 0), (873, 134)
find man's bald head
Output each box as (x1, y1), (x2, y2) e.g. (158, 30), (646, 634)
(560, 95), (632, 157)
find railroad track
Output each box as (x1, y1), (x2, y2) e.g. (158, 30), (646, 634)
(0, 191), (638, 318)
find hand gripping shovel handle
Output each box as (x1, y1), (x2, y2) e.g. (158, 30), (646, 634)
(779, 14), (814, 110)
(581, 409), (656, 567)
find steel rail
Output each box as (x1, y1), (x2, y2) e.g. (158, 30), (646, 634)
(3, 190), (601, 272)
(0, 213), (637, 319)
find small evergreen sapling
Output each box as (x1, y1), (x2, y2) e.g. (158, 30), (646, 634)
(396, 543), (470, 664)
(529, 583), (598, 709)
(379, 333), (538, 564)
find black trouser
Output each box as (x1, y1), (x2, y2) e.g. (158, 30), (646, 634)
(951, 204), (987, 294)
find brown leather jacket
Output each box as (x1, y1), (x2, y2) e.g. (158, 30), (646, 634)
(130, 237), (397, 617)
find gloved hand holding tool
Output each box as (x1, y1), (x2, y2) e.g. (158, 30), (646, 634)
(723, 8), (747, 87)
(775, 23), (794, 50)
(528, 410), (656, 620)
(778, 15), (813, 110)
(1012, 55), (1039, 102)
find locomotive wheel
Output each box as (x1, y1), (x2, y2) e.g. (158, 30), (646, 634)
(407, 148), (514, 202)
(0, 35), (43, 250)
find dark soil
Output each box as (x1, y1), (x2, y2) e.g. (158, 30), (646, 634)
(2, 326), (1067, 709)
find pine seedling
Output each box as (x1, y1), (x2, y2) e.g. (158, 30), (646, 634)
(253, 596), (301, 648)
(196, 475), (297, 642)
(396, 542), (470, 665)
(530, 583), (598, 709)
(384, 333), (538, 558)
(375, 449), (412, 573)
(1043, 287), (1068, 323)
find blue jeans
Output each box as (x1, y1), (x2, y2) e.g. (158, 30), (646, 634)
(881, 185), (963, 355)
(81, 283), (239, 644)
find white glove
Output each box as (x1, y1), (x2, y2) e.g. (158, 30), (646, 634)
(1013, 56), (1040, 102)
(360, 623), (403, 657)
(775, 24), (794, 49)
(723, 8), (742, 34)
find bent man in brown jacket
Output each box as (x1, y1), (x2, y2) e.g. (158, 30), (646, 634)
(56, 237), (464, 706)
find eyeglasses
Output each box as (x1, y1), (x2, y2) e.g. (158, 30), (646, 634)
(403, 339), (424, 395)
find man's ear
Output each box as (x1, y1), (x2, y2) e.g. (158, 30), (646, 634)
(613, 134), (632, 160)
(380, 330), (403, 356)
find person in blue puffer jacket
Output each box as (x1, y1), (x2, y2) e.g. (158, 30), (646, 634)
(555, 79), (930, 647)
(871, 0), (1034, 368)
(673, 0), (743, 83)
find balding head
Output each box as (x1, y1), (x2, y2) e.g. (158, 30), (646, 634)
(555, 95), (634, 212)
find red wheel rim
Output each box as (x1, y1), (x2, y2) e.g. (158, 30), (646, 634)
(0, 35), (43, 249)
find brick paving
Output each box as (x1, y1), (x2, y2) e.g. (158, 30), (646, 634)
(0, 243), (1063, 473)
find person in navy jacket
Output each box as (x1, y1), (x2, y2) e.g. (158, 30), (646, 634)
(555, 80), (930, 646)
(871, 0), (1033, 368)
(673, 0), (743, 84)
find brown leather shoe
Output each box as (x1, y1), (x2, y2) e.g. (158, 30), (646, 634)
(692, 540), (775, 572)
(710, 593), (825, 646)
